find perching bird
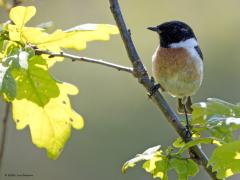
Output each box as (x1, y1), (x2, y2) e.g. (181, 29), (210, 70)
(148, 21), (203, 131)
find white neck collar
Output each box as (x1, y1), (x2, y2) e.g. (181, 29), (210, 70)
(169, 38), (198, 48)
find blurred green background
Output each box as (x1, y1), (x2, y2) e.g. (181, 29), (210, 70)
(0, 0), (240, 179)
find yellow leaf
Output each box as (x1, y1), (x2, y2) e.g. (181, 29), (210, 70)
(8, 24), (21, 42)
(7, 6), (119, 66)
(12, 82), (84, 159)
(24, 24), (119, 51)
(23, 24), (118, 66)
(9, 6), (36, 29)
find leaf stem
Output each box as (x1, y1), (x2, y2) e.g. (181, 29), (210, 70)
(109, 0), (219, 179)
(35, 49), (133, 74)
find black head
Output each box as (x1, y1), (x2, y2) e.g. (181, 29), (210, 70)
(148, 21), (197, 48)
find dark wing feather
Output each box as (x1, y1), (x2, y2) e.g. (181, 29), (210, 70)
(194, 46), (203, 60)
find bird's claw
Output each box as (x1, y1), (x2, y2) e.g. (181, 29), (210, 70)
(148, 83), (161, 98)
(150, 76), (155, 84)
(185, 125), (192, 138)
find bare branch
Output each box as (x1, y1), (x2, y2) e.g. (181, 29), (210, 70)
(109, 0), (219, 179)
(0, 102), (11, 170)
(0, 0), (24, 170)
(35, 49), (133, 74)
(12, 0), (21, 7)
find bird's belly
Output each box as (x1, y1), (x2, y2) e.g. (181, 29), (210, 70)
(157, 73), (202, 97)
(152, 47), (203, 97)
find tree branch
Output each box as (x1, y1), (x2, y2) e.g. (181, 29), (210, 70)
(0, 102), (10, 170)
(12, 0), (21, 7)
(109, 0), (219, 179)
(35, 49), (133, 74)
(0, 0), (22, 171)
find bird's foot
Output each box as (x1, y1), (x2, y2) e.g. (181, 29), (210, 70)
(185, 125), (192, 138)
(150, 76), (156, 84)
(148, 83), (161, 98)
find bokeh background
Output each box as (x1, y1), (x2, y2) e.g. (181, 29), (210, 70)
(0, 0), (240, 179)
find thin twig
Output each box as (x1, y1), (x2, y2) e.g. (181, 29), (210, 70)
(35, 49), (133, 74)
(12, 0), (21, 7)
(0, 0), (22, 170)
(0, 102), (10, 170)
(109, 0), (219, 179)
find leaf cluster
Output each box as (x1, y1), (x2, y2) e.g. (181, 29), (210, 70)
(123, 98), (240, 179)
(0, 6), (118, 159)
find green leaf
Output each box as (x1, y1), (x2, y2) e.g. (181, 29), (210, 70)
(0, 35), (6, 51)
(122, 145), (161, 173)
(12, 82), (84, 159)
(143, 154), (199, 180)
(124, 143), (202, 179)
(172, 138), (185, 148)
(176, 137), (222, 155)
(144, 154), (169, 180)
(209, 141), (240, 178)
(0, 42), (22, 101)
(169, 159), (199, 180)
(12, 55), (60, 106)
(0, 67), (16, 101)
(192, 98), (240, 142)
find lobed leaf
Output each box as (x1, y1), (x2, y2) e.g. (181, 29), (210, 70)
(124, 144), (201, 180)
(192, 98), (240, 142)
(144, 154), (169, 180)
(172, 138), (185, 148)
(27, 24), (119, 51)
(0, 68), (16, 101)
(9, 6), (36, 30)
(169, 158), (199, 180)
(12, 82), (84, 159)
(143, 153), (199, 180)
(8, 6), (119, 66)
(12, 55), (60, 106)
(209, 141), (240, 179)
(0, 42), (20, 101)
(0, 5), (118, 160)
(122, 145), (161, 173)
(176, 137), (222, 155)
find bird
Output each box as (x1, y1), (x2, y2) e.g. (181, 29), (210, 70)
(147, 21), (204, 132)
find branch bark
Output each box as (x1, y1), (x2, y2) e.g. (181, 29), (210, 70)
(12, 0), (21, 7)
(109, 0), (219, 179)
(0, 102), (10, 170)
(35, 49), (133, 74)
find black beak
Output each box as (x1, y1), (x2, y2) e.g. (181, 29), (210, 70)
(147, 26), (159, 32)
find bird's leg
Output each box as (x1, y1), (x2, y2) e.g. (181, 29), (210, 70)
(182, 97), (192, 137)
(150, 76), (155, 84)
(186, 96), (193, 113)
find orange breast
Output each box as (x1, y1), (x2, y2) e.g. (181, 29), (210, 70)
(152, 46), (203, 97)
